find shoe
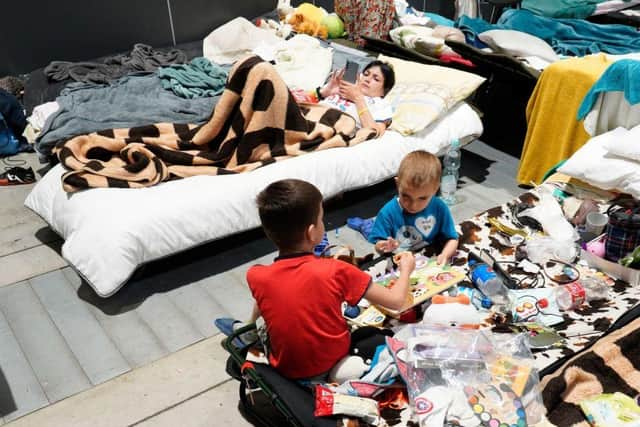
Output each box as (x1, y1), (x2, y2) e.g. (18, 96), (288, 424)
(313, 233), (330, 256)
(347, 217), (375, 240)
(214, 318), (248, 349)
(0, 166), (35, 186)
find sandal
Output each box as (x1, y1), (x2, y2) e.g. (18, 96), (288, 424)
(214, 317), (249, 349)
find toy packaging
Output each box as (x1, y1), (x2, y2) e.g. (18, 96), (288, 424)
(373, 255), (465, 318)
(398, 325), (547, 426)
(509, 287), (564, 327)
(344, 304), (387, 328)
(580, 392), (640, 427)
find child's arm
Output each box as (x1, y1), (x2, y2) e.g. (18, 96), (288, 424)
(363, 252), (415, 310)
(249, 303), (261, 324)
(436, 238), (459, 266)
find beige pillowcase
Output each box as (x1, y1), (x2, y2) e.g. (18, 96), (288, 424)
(478, 29), (559, 63)
(378, 54), (486, 135)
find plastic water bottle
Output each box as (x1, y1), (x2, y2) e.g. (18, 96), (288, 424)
(468, 259), (510, 307)
(456, 286), (493, 310)
(441, 139), (461, 205)
(554, 277), (609, 311)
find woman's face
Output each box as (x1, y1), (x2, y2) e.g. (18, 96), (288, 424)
(358, 65), (385, 98)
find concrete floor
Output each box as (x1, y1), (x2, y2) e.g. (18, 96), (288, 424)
(0, 140), (522, 426)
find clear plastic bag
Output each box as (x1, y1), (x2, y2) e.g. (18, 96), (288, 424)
(525, 235), (579, 264)
(401, 325), (546, 427)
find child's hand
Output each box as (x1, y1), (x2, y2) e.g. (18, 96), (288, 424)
(375, 238), (399, 253)
(395, 251), (416, 274)
(436, 252), (449, 266)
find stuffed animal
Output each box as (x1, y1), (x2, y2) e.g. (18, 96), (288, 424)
(287, 12), (328, 39)
(276, 0), (295, 20)
(422, 294), (483, 329)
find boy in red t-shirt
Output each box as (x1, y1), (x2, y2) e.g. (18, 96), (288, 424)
(221, 179), (415, 380)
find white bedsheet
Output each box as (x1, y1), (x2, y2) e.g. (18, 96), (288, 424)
(25, 102), (482, 297)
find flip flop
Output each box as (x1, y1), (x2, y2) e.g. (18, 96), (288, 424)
(214, 317), (248, 349)
(347, 217), (375, 240)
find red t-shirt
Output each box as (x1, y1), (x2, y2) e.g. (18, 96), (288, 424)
(247, 253), (371, 379)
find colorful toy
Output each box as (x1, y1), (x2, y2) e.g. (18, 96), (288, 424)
(423, 294), (484, 329)
(374, 255), (465, 318)
(285, 3), (329, 39)
(321, 13), (345, 39)
(463, 382), (528, 427)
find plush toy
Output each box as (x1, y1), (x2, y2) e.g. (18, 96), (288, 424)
(287, 12), (329, 39)
(255, 17), (293, 39)
(276, 0), (295, 21)
(422, 294), (483, 329)
(321, 13), (345, 39)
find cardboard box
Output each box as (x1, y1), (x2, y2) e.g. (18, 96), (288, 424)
(581, 248), (640, 286)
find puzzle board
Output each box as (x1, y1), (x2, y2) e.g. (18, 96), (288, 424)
(373, 255), (466, 318)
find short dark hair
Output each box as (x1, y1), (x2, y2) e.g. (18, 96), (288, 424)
(256, 179), (323, 250)
(363, 60), (395, 97)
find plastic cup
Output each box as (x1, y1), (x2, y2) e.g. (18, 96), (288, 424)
(585, 212), (608, 236)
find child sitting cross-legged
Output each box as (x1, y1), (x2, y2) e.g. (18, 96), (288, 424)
(229, 178), (415, 381)
(369, 150), (459, 264)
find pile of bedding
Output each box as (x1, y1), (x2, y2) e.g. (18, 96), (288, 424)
(54, 55), (377, 191)
(459, 8), (640, 57)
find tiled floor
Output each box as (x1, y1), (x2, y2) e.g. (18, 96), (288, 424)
(0, 140), (522, 425)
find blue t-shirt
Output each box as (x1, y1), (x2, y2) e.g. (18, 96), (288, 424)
(368, 196), (458, 248)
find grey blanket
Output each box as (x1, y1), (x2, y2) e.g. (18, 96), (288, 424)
(44, 44), (187, 84)
(35, 72), (219, 159)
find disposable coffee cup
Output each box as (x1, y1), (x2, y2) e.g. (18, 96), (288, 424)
(585, 212), (608, 236)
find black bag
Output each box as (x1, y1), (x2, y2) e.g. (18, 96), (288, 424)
(605, 197), (640, 262)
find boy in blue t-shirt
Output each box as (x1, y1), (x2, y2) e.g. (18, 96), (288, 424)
(368, 150), (459, 265)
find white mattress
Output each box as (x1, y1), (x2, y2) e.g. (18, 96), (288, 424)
(25, 102), (482, 297)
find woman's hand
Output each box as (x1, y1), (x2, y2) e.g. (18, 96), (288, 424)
(338, 80), (364, 104)
(320, 69), (344, 98)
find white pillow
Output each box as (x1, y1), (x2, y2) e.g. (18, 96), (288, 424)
(378, 54), (485, 135)
(558, 126), (640, 198)
(602, 123), (640, 161)
(478, 29), (559, 63)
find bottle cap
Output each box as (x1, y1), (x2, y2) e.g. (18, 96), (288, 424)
(480, 296), (493, 309)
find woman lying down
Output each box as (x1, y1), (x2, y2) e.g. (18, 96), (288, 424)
(293, 60), (396, 137)
(54, 56), (396, 191)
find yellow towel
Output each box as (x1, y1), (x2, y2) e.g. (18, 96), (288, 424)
(517, 54), (612, 185)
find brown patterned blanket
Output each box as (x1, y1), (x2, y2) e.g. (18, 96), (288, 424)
(54, 55), (377, 192)
(540, 312), (640, 427)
